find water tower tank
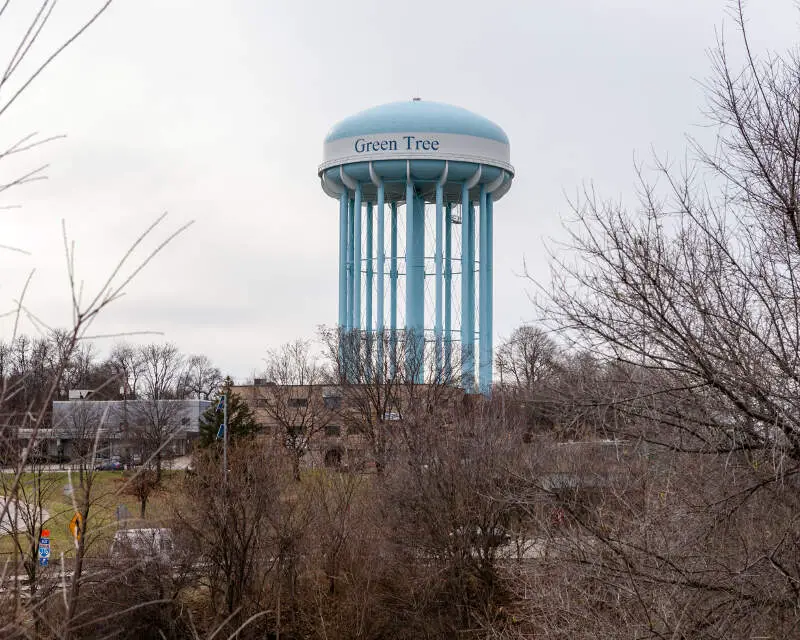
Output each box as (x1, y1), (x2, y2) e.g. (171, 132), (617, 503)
(319, 99), (513, 393)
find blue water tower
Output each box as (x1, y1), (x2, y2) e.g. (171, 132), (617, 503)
(319, 99), (514, 393)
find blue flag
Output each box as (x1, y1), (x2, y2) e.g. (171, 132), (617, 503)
(216, 396), (225, 412)
(216, 423), (226, 440)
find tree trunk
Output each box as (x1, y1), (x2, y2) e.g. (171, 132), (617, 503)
(275, 579), (281, 640)
(64, 506), (89, 640)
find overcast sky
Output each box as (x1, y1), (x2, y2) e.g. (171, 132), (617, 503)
(0, 0), (798, 381)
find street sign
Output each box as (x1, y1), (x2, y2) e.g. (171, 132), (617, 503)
(69, 512), (83, 543)
(115, 504), (131, 522)
(39, 528), (51, 567)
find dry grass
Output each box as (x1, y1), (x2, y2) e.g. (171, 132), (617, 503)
(0, 470), (183, 562)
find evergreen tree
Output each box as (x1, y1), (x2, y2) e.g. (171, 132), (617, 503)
(198, 377), (259, 447)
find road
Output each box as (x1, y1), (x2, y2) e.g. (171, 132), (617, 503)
(1, 455), (192, 474)
(0, 499), (50, 535)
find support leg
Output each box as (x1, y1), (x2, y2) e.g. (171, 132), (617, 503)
(479, 184), (490, 394)
(353, 184), (362, 331)
(487, 193), (494, 391)
(338, 191), (348, 330)
(404, 181), (418, 380)
(377, 183), (385, 378)
(461, 184), (475, 391)
(366, 201), (373, 334)
(390, 201), (398, 378)
(412, 194), (425, 383)
(444, 202), (452, 378)
(434, 184), (443, 378)
(347, 198), (354, 332)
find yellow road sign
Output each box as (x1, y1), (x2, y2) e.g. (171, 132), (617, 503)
(69, 512), (83, 542)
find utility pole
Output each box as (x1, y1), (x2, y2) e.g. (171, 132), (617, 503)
(222, 393), (228, 485)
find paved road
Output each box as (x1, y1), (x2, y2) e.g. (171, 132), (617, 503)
(0, 499), (50, 534)
(1, 455), (192, 474)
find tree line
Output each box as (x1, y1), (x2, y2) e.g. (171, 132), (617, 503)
(2, 0), (799, 638)
(0, 336), (222, 426)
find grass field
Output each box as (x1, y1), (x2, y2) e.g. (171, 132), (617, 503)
(0, 470), (182, 561)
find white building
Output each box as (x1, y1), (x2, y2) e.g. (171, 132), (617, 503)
(36, 398), (212, 462)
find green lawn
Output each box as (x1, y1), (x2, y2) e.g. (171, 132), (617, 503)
(0, 470), (183, 560)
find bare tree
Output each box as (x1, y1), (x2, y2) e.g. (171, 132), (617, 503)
(108, 342), (144, 399)
(262, 339), (333, 480)
(128, 398), (184, 482)
(138, 343), (184, 401)
(321, 329), (401, 476)
(0, 1), (197, 637)
(495, 324), (558, 393)
(60, 435), (156, 640)
(534, 4), (800, 635)
(125, 467), (159, 518)
(58, 340), (100, 394)
(0, 0), (114, 195)
(107, 342), (144, 455)
(52, 399), (106, 485)
(129, 344), (188, 479)
(177, 353), (222, 400)
(321, 327), (464, 476)
(0, 458), (60, 636)
(178, 440), (290, 629)
(377, 396), (529, 637)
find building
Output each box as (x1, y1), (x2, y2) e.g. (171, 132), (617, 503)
(14, 397), (211, 463)
(233, 380), (467, 472)
(233, 381), (371, 471)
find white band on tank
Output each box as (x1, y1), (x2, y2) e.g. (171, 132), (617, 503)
(320, 132), (512, 174)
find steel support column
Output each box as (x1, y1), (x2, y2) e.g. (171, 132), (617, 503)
(346, 197), (355, 332)
(444, 202), (452, 376)
(434, 183), (443, 377)
(365, 201), (373, 334)
(487, 192), (494, 392)
(338, 191), (348, 329)
(405, 182), (414, 339)
(461, 184), (475, 391)
(405, 181), (425, 381)
(479, 184), (490, 394)
(353, 184), (362, 331)
(390, 201), (398, 377)
(412, 194), (425, 382)
(376, 182), (385, 377)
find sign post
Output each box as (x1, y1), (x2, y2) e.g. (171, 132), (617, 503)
(223, 393), (228, 485)
(115, 504), (130, 523)
(38, 528), (50, 567)
(216, 393), (228, 485)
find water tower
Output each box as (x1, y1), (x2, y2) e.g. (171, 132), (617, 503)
(319, 99), (513, 393)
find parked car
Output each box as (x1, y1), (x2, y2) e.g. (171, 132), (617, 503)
(95, 460), (123, 471)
